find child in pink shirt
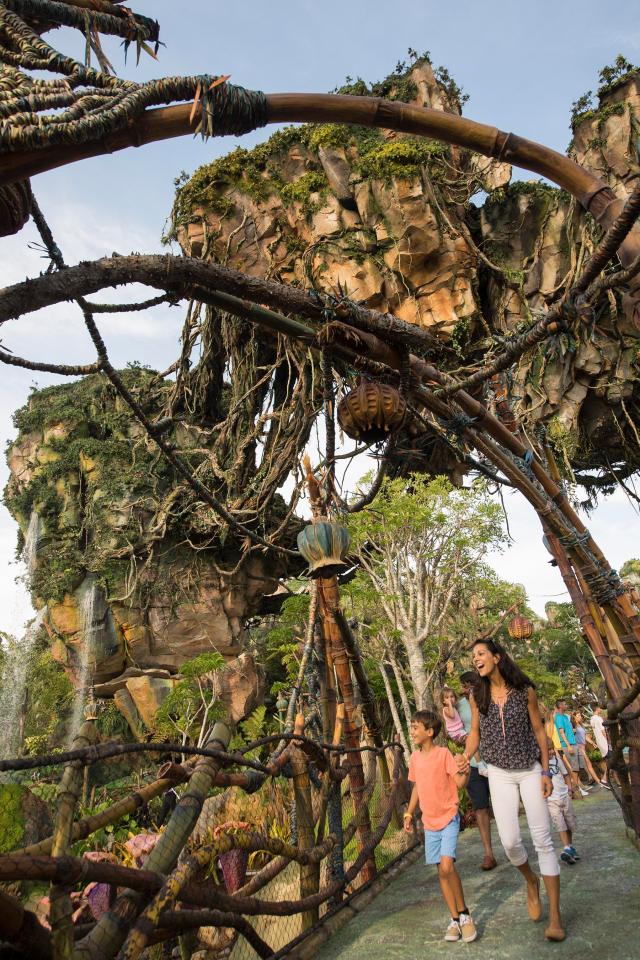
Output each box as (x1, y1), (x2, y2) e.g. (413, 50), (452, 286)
(404, 709), (477, 943)
(441, 687), (467, 743)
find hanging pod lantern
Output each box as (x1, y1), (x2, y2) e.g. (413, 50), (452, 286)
(337, 379), (406, 444)
(297, 517), (350, 579)
(507, 614), (534, 640)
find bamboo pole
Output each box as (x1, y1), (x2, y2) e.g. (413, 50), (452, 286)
(290, 714), (320, 930)
(3, 91), (640, 268)
(75, 720), (232, 960)
(49, 719), (97, 960)
(331, 608), (400, 828)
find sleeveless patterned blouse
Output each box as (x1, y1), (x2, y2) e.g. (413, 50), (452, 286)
(479, 686), (540, 770)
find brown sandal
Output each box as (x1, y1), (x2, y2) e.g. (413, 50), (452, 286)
(481, 855), (497, 871)
(544, 925), (566, 942)
(527, 877), (542, 922)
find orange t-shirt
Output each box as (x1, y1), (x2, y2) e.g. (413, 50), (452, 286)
(408, 745), (460, 830)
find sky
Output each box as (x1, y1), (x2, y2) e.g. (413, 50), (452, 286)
(1, 0), (640, 635)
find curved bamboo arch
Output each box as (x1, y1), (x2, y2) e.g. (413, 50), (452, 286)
(2, 91), (640, 268)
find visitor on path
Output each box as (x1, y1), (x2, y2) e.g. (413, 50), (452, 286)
(554, 699), (589, 798)
(441, 686), (467, 743)
(590, 706), (612, 788)
(462, 639), (565, 942)
(571, 711), (601, 787)
(546, 738), (580, 865)
(458, 671), (497, 871)
(404, 709), (478, 944)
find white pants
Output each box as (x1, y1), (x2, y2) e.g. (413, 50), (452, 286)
(487, 762), (559, 876)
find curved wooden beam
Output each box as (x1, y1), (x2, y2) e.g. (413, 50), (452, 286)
(1, 92), (638, 264)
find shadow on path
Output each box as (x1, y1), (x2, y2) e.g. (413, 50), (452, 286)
(314, 790), (640, 959)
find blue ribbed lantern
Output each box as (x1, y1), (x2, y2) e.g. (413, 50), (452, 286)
(297, 518), (350, 579)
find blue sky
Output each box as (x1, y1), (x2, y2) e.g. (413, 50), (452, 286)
(1, 0), (639, 632)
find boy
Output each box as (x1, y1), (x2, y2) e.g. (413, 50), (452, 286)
(554, 698), (589, 798)
(404, 710), (477, 943)
(547, 738), (581, 865)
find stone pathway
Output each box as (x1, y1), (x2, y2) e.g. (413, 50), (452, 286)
(315, 790), (640, 960)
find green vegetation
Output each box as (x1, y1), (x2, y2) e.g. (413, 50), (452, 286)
(354, 137), (448, 183)
(570, 54), (637, 128)
(0, 784), (26, 853)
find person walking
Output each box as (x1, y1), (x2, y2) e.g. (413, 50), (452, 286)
(462, 639), (565, 942)
(590, 706), (612, 788)
(546, 738), (581, 865)
(458, 671), (497, 871)
(404, 710), (477, 943)
(554, 699), (589, 798)
(571, 711), (600, 787)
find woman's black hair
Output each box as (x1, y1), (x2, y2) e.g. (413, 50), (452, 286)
(472, 638), (534, 714)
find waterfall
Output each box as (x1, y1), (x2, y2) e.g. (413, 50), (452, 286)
(0, 608), (46, 760)
(23, 510), (41, 577)
(66, 579), (97, 746)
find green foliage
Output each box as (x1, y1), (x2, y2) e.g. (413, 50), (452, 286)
(354, 137), (447, 183)
(263, 593), (310, 692)
(280, 171), (329, 214)
(598, 54), (638, 93)
(570, 55), (637, 128)
(95, 701), (133, 740)
(22, 646), (74, 748)
(621, 558), (640, 579)
(179, 650), (225, 678)
(154, 651), (226, 744)
(0, 784), (26, 853)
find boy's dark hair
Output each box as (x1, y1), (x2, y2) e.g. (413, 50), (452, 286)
(460, 671), (478, 686)
(412, 709), (442, 738)
(555, 698), (567, 708)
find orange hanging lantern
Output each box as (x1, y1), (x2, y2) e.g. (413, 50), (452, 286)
(337, 379), (406, 444)
(507, 614), (534, 640)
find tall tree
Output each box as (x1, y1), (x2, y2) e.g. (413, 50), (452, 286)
(346, 474), (506, 707)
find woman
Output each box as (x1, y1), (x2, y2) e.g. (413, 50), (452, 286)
(463, 639), (564, 942)
(571, 710), (601, 787)
(590, 706), (611, 788)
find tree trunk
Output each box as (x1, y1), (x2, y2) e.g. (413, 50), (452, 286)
(403, 636), (431, 709)
(379, 662), (410, 761)
(387, 650), (413, 736)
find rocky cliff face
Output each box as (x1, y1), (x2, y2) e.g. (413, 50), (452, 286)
(169, 55), (640, 495)
(5, 371), (281, 732)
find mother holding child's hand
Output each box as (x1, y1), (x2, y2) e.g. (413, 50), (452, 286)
(461, 638), (565, 942)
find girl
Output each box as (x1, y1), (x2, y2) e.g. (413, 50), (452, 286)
(441, 687), (466, 743)
(463, 639), (564, 942)
(571, 710), (601, 787)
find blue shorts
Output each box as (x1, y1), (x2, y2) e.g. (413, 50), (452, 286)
(424, 813), (460, 865)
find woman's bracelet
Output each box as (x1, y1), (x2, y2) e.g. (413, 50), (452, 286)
(403, 811), (413, 819)
(540, 769), (551, 777)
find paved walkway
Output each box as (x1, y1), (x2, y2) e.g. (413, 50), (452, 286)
(315, 790), (640, 960)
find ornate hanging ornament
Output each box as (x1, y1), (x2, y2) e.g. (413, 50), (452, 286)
(337, 379), (406, 444)
(297, 518), (350, 578)
(507, 614), (534, 640)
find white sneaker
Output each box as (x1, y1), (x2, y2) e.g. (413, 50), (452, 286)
(579, 787), (589, 797)
(459, 913), (478, 943)
(444, 919), (461, 942)
(600, 780), (611, 790)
